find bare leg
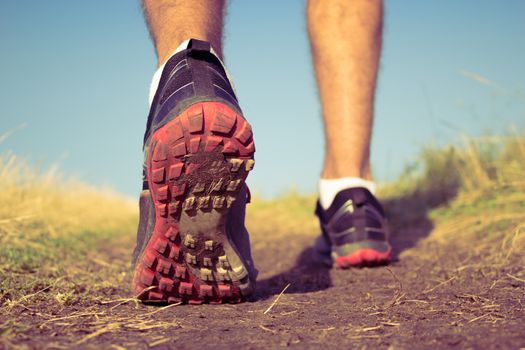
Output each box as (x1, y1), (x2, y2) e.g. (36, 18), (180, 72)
(307, 0), (383, 180)
(142, 0), (226, 66)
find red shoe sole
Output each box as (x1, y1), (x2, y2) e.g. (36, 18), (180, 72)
(132, 102), (255, 304)
(334, 247), (392, 268)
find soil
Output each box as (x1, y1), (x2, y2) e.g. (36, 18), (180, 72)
(2, 207), (524, 350)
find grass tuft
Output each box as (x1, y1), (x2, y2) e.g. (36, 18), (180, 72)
(380, 131), (525, 265)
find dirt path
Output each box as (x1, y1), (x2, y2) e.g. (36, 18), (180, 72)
(2, 208), (525, 349)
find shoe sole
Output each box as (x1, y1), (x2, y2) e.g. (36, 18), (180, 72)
(333, 241), (391, 268)
(132, 101), (255, 304)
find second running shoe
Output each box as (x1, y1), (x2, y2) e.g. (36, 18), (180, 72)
(314, 187), (392, 268)
(131, 39), (257, 304)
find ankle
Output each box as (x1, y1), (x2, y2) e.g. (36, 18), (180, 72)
(321, 162), (371, 180)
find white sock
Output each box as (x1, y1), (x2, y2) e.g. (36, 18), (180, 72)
(148, 39), (236, 107)
(318, 177), (376, 209)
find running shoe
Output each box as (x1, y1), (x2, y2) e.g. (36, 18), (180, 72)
(314, 187), (391, 268)
(131, 39), (257, 304)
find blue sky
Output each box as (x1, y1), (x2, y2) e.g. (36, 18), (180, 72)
(1, 1), (524, 198)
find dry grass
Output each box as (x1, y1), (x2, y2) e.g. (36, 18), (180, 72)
(379, 131), (525, 263)
(0, 152), (137, 307)
(0, 153), (140, 348)
(0, 152), (137, 244)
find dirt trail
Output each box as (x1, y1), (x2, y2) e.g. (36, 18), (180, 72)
(2, 210), (525, 350)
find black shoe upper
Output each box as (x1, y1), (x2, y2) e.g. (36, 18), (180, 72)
(144, 39), (241, 146)
(315, 187), (389, 247)
(141, 39), (241, 191)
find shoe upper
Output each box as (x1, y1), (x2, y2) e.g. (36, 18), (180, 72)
(131, 190), (156, 268)
(144, 39), (241, 147)
(141, 39), (242, 192)
(225, 184), (258, 281)
(315, 187), (389, 256)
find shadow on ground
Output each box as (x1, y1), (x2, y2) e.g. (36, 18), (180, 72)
(255, 182), (462, 300)
(383, 180), (461, 259)
(256, 246), (332, 300)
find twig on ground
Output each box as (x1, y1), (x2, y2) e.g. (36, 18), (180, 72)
(142, 302), (181, 316)
(110, 345), (127, 350)
(259, 325), (277, 334)
(99, 286), (156, 310)
(100, 286), (156, 305)
(506, 273), (525, 284)
(348, 335), (381, 340)
(385, 267), (403, 292)
(75, 323), (119, 345)
(39, 312), (104, 329)
(403, 299), (429, 304)
(468, 313), (490, 323)
(489, 278), (503, 290)
(263, 283), (291, 315)
(423, 276), (456, 294)
(360, 326), (382, 332)
(383, 268), (406, 308)
(280, 310), (297, 316)
(148, 337), (171, 347)
(7, 277), (65, 309)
